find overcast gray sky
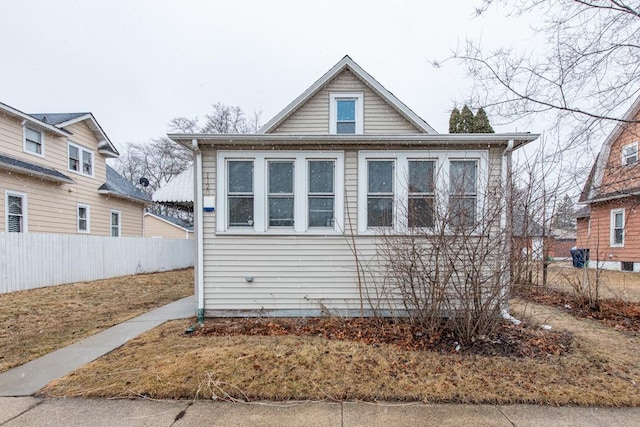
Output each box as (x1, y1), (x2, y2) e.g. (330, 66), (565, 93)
(0, 1), (537, 151)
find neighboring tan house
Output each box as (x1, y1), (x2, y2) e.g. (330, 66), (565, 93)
(144, 212), (193, 239)
(577, 95), (640, 271)
(0, 101), (150, 236)
(168, 56), (539, 319)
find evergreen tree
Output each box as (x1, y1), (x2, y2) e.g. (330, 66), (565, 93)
(459, 105), (475, 133)
(473, 107), (494, 133)
(553, 195), (576, 230)
(449, 107), (461, 133)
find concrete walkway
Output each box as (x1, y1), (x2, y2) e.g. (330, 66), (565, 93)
(2, 397), (640, 426)
(0, 296), (194, 397)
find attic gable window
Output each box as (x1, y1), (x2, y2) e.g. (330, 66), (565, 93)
(330, 93), (363, 134)
(24, 126), (44, 156)
(622, 142), (638, 166)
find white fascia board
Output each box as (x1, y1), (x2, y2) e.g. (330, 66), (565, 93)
(0, 162), (75, 184)
(0, 102), (70, 137)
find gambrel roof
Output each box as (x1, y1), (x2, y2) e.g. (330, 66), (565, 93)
(258, 55), (437, 134)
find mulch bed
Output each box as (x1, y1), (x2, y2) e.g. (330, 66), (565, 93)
(191, 317), (572, 359)
(515, 286), (640, 332)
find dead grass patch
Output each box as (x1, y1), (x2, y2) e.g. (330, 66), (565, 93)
(0, 268), (193, 373)
(40, 311), (640, 406)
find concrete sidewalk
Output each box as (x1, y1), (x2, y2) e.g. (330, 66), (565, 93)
(0, 295), (194, 397)
(2, 397), (640, 426)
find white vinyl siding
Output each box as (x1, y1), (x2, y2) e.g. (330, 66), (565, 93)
(5, 190), (27, 233)
(272, 70), (421, 134)
(23, 126), (44, 157)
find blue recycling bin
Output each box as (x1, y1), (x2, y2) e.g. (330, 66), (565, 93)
(571, 248), (589, 268)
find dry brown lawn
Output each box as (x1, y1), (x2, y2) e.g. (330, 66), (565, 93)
(0, 269), (193, 373)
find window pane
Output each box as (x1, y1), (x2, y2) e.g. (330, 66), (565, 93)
(26, 128), (41, 143)
(450, 161), (476, 194)
(409, 161), (434, 193)
(309, 197), (334, 227)
(8, 196), (22, 215)
(368, 161), (393, 193)
(367, 197), (393, 227)
(8, 216), (22, 232)
(269, 162), (293, 194)
(228, 161), (253, 193)
(408, 197), (434, 228)
(82, 150), (92, 175)
(337, 99), (355, 121)
(309, 161), (334, 193)
(615, 229), (624, 244)
(336, 122), (356, 134)
(69, 145), (79, 170)
(269, 197), (294, 227)
(228, 197), (254, 227)
(615, 212), (623, 228)
(449, 197), (476, 227)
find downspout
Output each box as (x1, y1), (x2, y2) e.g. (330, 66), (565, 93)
(501, 139), (521, 325)
(192, 138), (205, 325)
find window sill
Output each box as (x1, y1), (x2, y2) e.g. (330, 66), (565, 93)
(216, 229), (343, 236)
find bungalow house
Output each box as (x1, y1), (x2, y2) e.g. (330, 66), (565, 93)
(0, 101), (150, 236)
(144, 212), (193, 239)
(577, 95), (640, 271)
(168, 56), (539, 320)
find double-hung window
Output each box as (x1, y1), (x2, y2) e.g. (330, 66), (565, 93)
(111, 210), (121, 237)
(367, 160), (394, 227)
(622, 142), (638, 166)
(330, 93), (363, 134)
(611, 209), (624, 247)
(449, 160), (477, 228)
(68, 142), (94, 177)
(218, 151), (344, 233)
(308, 160), (335, 227)
(408, 160), (435, 228)
(5, 191), (27, 233)
(77, 204), (90, 233)
(227, 160), (254, 227)
(24, 126), (44, 156)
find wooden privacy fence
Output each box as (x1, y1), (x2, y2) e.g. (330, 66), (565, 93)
(0, 232), (194, 293)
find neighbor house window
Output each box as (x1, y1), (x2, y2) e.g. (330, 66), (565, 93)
(227, 160), (254, 227)
(217, 151), (344, 233)
(611, 208), (624, 247)
(367, 160), (394, 227)
(622, 142), (638, 166)
(77, 204), (90, 233)
(408, 160), (435, 228)
(358, 151), (487, 234)
(111, 210), (121, 237)
(449, 160), (477, 228)
(329, 92), (363, 134)
(5, 191), (27, 233)
(308, 160), (335, 227)
(268, 161), (295, 227)
(68, 142), (94, 177)
(24, 126), (44, 156)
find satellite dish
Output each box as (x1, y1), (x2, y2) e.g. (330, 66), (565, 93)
(139, 177), (149, 187)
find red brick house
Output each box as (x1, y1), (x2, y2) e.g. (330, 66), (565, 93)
(577, 96), (640, 271)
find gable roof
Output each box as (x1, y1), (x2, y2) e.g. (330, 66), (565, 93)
(0, 153), (74, 184)
(30, 112), (120, 158)
(0, 102), (71, 137)
(98, 165), (151, 204)
(258, 55), (437, 134)
(579, 94), (640, 203)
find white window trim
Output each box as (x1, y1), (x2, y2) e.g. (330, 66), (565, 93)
(5, 190), (28, 233)
(23, 125), (45, 158)
(610, 208), (624, 247)
(329, 92), (364, 134)
(216, 151), (345, 234)
(357, 150), (489, 234)
(110, 209), (121, 237)
(67, 141), (95, 178)
(77, 203), (90, 233)
(622, 142), (638, 166)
